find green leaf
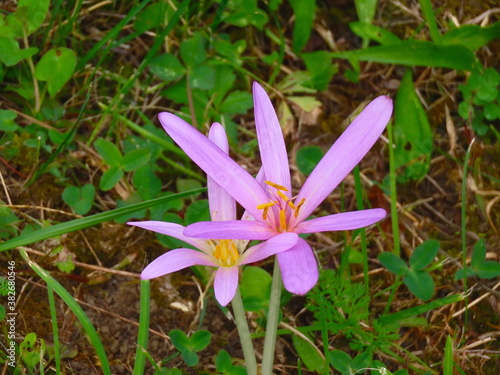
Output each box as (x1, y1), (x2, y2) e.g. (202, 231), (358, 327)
(0, 109), (19, 132)
(99, 167), (124, 191)
(296, 145), (324, 175)
(62, 184), (95, 215)
(394, 69), (433, 181)
(289, 0), (316, 52)
(181, 349), (199, 366)
(378, 252), (409, 275)
(329, 349), (352, 373)
(441, 22), (500, 51)
(133, 2), (169, 32)
(0, 37), (38, 66)
(149, 53), (186, 82)
(180, 32), (206, 67)
(94, 138), (123, 167)
(484, 102), (500, 121)
(189, 64), (215, 90)
(34, 48), (77, 96)
(354, 0), (377, 24)
(18, 0), (50, 35)
(418, 0), (441, 43)
(0, 189), (205, 252)
(351, 352), (372, 371)
(454, 267), (477, 281)
(443, 335), (453, 375)
(403, 269), (434, 301)
(471, 239), (486, 269)
(122, 148), (151, 172)
(190, 330), (211, 352)
(409, 239), (440, 271)
(176, 178), (202, 194)
(184, 199), (210, 225)
(240, 266), (272, 311)
(133, 165), (162, 201)
(169, 329), (190, 351)
(219, 90), (253, 114)
(302, 51), (338, 91)
(216, 349), (233, 372)
(331, 40), (479, 71)
(292, 334), (325, 372)
(476, 261), (500, 279)
(349, 22), (401, 45)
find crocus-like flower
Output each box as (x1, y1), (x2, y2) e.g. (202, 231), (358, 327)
(129, 123), (299, 306)
(158, 82), (393, 295)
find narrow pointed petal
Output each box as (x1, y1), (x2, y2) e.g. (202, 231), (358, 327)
(241, 167), (266, 222)
(277, 238), (318, 295)
(214, 267), (239, 306)
(158, 112), (268, 220)
(240, 232), (298, 264)
(294, 208), (386, 233)
(141, 249), (216, 279)
(253, 82), (292, 195)
(208, 122), (236, 221)
(128, 221), (211, 254)
(293, 96), (393, 224)
(185, 220), (274, 240)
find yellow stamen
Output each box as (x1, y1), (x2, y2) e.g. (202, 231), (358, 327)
(257, 202), (275, 210)
(265, 181), (288, 191)
(294, 198), (306, 217)
(276, 190), (290, 202)
(287, 201), (296, 209)
(213, 240), (240, 267)
(279, 209), (287, 231)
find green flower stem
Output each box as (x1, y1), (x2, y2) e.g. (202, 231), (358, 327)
(232, 286), (257, 375)
(262, 258), (282, 375)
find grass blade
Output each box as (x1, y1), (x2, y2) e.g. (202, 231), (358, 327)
(418, 0), (441, 43)
(443, 335), (453, 375)
(20, 248), (111, 375)
(0, 188), (205, 252)
(133, 280), (150, 375)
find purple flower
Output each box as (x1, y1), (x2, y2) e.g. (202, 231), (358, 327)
(158, 82), (393, 295)
(129, 123), (299, 306)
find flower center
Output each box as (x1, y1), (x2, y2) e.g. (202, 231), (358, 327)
(213, 240), (240, 267)
(256, 181), (305, 232)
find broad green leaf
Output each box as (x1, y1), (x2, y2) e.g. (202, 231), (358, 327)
(240, 266), (272, 311)
(180, 32), (206, 67)
(0, 37), (38, 66)
(476, 261), (500, 279)
(190, 330), (211, 352)
(378, 252), (408, 275)
(292, 334), (325, 372)
(351, 352), (372, 372)
(189, 64), (215, 90)
(133, 165), (162, 201)
(35, 48), (77, 96)
(354, 0), (378, 24)
(331, 40), (479, 71)
(122, 148), (151, 172)
(349, 22), (401, 45)
(329, 349), (352, 373)
(302, 51), (338, 91)
(409, 239), (440, 271)
(62, 184), (95, 215)
(18, 0), (50, 35)
(94, 138), (123, 167)
(0, 189), (204, 252)
(184, 199), (210, 225)
(471, 239), (486, 269)
(394, 69), (433, 181)
(0, 109), (19, 132)
(176, 178), (202, 193)
(215, 350), (233, 372)
(454, 267), (477, 281)
(403, 269), (434, 301)
(100, 167), (124, 191)
(224, 8), (268, 30)
(441, 22), (500, 51)
(149, 53), (186, 82)
(296, 145), (324, 175)
(169, 329), (190, 351)
(181, 349), (199, 366)
(0, 13), (24, 39)
(219, 91), (253, 115)
(133, 2), (169, 32)
(289, 0), (316, 52)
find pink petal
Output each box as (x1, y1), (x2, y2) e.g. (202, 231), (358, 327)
(184, 220), (274, 240)
(253, 82), (292, 195)
(277, 238), (318, 295)
(141, 248), (216, 279)
(293, 208), (386, 233)
(241, 167), (266, 222)
(208, 123), (236, 221)
(128, 221), (211, 254)
(292, 96), (393, 225)
(240, 232), (298, 264)
(158, 112), (268, 220)
(214, 266), (239, 306)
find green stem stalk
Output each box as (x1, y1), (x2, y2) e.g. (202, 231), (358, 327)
(262, 258), (283, 375)
(387, 121), (400, 256)
(232, 286), (257, 375)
